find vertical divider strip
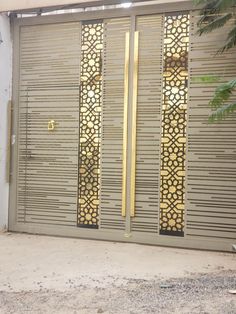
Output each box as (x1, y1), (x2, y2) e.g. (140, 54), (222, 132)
(6, 100), (13, 183)
(130, 31), (139, 218)
(122, 32), (130, 217)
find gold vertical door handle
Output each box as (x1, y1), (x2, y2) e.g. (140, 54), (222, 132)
(130, 31), (139, 217)
(122, 32), (130, 217)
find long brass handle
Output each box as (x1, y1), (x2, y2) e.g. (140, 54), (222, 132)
(130, 31), (139, 217)
(122, 32), (130, 217)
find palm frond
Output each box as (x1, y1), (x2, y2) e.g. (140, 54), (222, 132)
(209, 79), (236, 109)
(198, 0), (222, 23)
(193, 75), (221, 83)
(209, 102), (236, 122)
(217, 0), (236, 11)
(198, 0), (236, 13)
(197, 0), (236, 28)
(193, 0), (210, 5)
(197, 13), (232, 35)
(219, 22), (236, 52)
(194, 0), (236, 122)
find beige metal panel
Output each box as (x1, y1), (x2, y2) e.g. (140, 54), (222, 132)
(0, 0), (190, 12)
(0, 0), (105, 11)
(100, 17), (131, 230)
(8, 221), (234, 251)
(131, 14), (164, 233)
(186, 11), (236, 241)
(17, 22), (81, 225)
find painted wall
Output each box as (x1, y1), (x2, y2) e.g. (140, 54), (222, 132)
(0, 13), (12, 231)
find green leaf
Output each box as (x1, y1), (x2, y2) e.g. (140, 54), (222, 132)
(217, 0), (236, 11)
(193, 0), (209, 5)
(209, 102), (236, 122)
(197, 13), (232, 35)
(218, 22), (236, 52)
(193, 0), (236, 123)
(209, 79), (236, 109)
(197, 0), (236, 13)
(198, 0), (221, 20)
(193, 75), (221, 83)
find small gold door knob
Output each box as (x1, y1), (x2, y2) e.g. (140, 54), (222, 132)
(48, 120), (55, 131)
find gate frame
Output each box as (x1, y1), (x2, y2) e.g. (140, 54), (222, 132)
(9, 1), (235, 252)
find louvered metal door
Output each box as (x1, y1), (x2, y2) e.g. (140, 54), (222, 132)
(10, 16), (131, 240)
(15, 23), (81, 226)
(128, 11), (236, 250)
(9, 8), (236, 251)
(130, 12), (189, 238)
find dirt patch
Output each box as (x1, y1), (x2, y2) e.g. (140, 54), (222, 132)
(0, 272), (235, 314)
(0, 233), (235, 313)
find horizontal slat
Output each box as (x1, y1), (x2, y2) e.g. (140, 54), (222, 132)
(186, 11), (236, 240)
(17, 22), (80, 226)
(100, 17), (131, 230)
(131, 14), (164, 233)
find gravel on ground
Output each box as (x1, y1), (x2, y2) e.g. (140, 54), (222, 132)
(0, 272), (235, 314)
(0, 233), (235, 313)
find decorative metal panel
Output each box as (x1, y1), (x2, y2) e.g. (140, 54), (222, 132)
(160, 13), (189, 236)
(78, 21), (103, 228)
(17, 23), (80, 225)
(186, 11), (236, 240)
(131, 15), (164, 233)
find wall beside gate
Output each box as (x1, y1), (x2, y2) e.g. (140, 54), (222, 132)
(0, 13), (12, 231)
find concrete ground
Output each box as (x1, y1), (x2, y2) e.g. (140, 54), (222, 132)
(0, 232), (235, 313)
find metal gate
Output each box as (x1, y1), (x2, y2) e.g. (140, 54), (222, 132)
(9, 5), (236, 251)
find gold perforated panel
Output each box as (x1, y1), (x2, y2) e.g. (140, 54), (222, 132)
(77, 21), (103, 228)
(160, 13), (189, 236)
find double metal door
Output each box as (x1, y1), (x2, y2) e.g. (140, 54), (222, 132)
(9, 7), (236, 252)
(10, 11), (188, 244)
